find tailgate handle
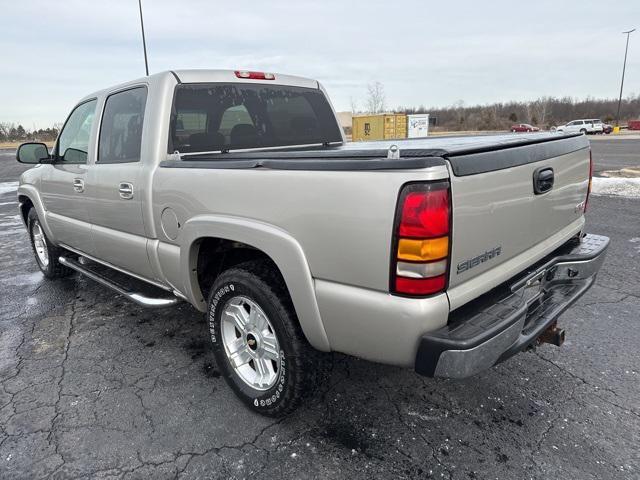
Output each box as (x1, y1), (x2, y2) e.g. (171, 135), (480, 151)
(533, 167), (554, 194)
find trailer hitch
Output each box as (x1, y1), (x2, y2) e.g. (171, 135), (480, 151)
(538, 322), (565, 347)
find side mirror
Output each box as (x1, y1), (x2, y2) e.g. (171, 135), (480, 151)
(16, 142), (51, 164)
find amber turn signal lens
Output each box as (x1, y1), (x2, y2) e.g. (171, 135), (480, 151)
(397, 236), (448, 262)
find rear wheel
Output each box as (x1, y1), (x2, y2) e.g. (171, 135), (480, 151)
(207, 260), (318, 416)
(580, 128), (587, 134)
(27, 208), (71, 278)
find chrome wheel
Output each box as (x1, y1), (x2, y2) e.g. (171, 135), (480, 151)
(220, 295), (281, 391)
(31, 220), (49, 268)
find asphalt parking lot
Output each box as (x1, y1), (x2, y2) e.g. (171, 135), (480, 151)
(1, 141), (639, 479)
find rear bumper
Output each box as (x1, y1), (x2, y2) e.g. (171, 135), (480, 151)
(415, 233), (609, 378)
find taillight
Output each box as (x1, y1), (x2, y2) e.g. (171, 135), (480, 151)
(391, 182), (451, 296)
(234, 71), (275, 80)
(584, 148), (593, 212)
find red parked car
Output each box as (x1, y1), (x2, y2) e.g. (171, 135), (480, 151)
(510, 123), (540, 132)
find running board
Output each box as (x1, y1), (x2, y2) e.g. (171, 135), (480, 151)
(59, 256), (180, 308)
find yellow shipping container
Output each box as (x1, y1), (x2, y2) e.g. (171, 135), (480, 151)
(352, 114), (407, 141)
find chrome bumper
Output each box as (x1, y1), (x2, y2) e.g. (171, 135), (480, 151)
(415, 234), (609, 378)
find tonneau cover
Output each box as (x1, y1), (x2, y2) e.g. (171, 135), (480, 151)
(167, 132), (588, 175)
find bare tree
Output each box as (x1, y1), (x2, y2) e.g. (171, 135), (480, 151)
(365, 82), (386, 114)
(534, 96), (550, 125)
(350, 97), (358, 115)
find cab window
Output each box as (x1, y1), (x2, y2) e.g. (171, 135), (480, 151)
(169, 83), (342, 153)
(98, 87), (148, 163)
(57, 100), (97, 163)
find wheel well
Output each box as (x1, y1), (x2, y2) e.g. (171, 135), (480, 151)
(18, 195), (34, 225)
(195, 238), (281, 299)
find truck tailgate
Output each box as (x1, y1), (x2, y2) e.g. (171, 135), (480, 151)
(446, 135), (591, 309)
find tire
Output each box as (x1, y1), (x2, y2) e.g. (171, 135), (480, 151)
(27, 208), (72, 279)
(207, 260), (318, 416)
(580, 129), (587, 134)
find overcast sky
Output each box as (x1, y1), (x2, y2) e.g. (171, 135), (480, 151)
(1, 0), (638, 127)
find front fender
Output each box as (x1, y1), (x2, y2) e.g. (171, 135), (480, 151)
(17, 184), (55, 241)
(180, 214), (330, 352)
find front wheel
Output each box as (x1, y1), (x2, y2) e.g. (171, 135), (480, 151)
(207, 261), (318, 416)
(27, 208), (71, 278)
(580, 129), (587, 134)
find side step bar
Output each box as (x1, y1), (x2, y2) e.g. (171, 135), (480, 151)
(59, 256), (180, 308)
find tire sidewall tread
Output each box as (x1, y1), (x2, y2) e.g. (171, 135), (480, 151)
(207, 261), (316, 417)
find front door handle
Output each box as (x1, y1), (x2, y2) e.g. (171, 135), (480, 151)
(73, 178), (84, 193)
(119, 182), (134, 200)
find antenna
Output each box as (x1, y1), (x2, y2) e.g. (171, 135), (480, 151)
(138, 0), (149, 76)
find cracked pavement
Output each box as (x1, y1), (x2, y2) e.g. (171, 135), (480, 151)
(1, 147), (639, 479)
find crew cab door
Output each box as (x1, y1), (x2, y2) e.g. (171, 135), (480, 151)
(40, 99), (97, 254)
(86, 86), (154, 279)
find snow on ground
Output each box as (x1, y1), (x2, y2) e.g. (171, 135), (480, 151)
(0, 181), (19, 196)
(591, 177), (640, 198)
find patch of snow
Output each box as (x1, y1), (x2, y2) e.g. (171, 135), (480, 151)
(0, 182), (19, 196)
(0, 214), (23, 228)
(1, 271), (43, 287)
(0, 228), (24, 236)
(591, 177), (640, 198)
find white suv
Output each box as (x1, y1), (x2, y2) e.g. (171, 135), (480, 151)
(553, 119), (603, 134)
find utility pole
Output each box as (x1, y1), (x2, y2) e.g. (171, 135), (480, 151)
(615, 29), (635, 126)
(138, 0), (149, 76)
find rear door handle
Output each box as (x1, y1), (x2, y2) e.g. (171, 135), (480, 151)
(73, 178), (84, 193)
(119, 182), (134, 199)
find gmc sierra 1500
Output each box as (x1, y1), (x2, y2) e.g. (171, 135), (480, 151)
(16, 70), (608, 416)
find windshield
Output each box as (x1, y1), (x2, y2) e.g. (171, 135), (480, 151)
(169, 83), (342, 153)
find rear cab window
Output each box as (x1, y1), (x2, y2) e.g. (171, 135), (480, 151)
(169, 83), (342, 153)
(98, 86), (148, 163)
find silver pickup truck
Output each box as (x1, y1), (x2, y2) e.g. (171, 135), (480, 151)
(16, 70), (608, 416)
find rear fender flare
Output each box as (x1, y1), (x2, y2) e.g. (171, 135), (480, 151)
(180, 214), (330, 351)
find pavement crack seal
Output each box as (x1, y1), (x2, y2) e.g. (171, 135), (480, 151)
(46, 284), (79, 468)
(176, 416), (287, 477)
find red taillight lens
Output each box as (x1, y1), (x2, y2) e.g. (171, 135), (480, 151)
(398, 189), (449, 238)
(234, 71), (275, 80)
(392, 182), (451, 297)
(395, 275), (447, 295)
(584, 148), (593, 212)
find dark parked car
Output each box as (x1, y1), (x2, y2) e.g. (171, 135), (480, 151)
(510, 123), (540, 132)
